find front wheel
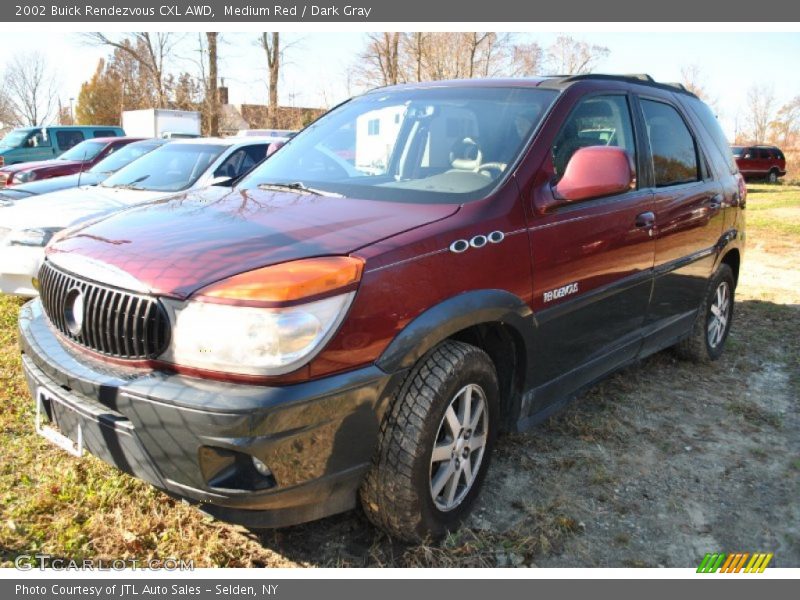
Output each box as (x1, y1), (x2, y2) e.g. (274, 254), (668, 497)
(360, 340), (499, 542)
(675, 264), (735, 362)
(767, 169), (779, 184)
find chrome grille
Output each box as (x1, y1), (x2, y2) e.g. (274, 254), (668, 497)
(38, 261), (170, 359)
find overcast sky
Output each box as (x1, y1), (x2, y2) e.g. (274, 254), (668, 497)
(3, 31), (799, 138)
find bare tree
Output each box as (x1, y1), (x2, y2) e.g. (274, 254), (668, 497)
(358, 32), (402, 87)
(206, 32), (220, 136)
(83, 33), (180, 107)
(401, 32), (428, 82)
(679, 64), (708, 99)
(259, 32), (281, 127)
(0, 87), (16, 127)
(2, 51), (58, 126)
(546, 35), (609, 75)
(510, 41), (544, 77)
(745, 84), (776, 144)
(770, 96), (800, 147)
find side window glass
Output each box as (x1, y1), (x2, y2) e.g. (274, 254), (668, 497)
(641, 99), (699, 187)
(26, 130), (50, 148)
(56, 130), (84, 151)
(552, 95), (636, 179)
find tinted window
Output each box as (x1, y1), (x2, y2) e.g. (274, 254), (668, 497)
(55, 130), (85, 151)
(683, 96), (736, 174)
(732, 147), (745, 157)
(642, 100), (699, 187)
(93, 130), (118, 137)
(29, 130), (50, 148)
(758, 148), (773, 159)
(776, 149), (785, 160)
(214, 144), (268, 179)
(552, 94), (637, 179)
(238, 87), (557, 204)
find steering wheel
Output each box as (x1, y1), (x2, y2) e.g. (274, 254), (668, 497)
(477, 162), (507, 178)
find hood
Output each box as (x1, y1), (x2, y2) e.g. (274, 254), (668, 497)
(0, 185), (175, 231)
(1, 158), (81, 174)
(0, 172), (104, 197)
(47, 187), (460, 299)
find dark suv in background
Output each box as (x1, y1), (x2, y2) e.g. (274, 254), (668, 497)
(733, 144), (786, 182)
(19, 74), (745, 542)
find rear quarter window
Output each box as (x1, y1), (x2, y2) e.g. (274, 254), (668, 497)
(93, 130), (119, 138)
(682, 96), (737, 175)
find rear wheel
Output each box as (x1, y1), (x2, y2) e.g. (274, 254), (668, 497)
(360, 340), (498, 542)
(675, 264), (735, 362)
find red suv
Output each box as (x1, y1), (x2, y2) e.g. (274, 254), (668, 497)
(0, 137), (142, 186)
(732, 145), (786, 183)
(19, 75), (745, 541)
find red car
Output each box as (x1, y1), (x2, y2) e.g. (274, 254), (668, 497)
(732, 145), (786, 183)
(20, 75), (745, 541)
(0, 137), (143, 186)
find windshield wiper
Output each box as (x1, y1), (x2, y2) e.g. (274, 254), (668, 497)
(109, 175), (150, 190)
(257, 181), (343, 198)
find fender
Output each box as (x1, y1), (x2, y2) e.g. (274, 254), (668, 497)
(376, 289), (535, 374)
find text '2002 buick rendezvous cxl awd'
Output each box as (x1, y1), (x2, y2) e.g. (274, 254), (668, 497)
(19, 74), (745, 541)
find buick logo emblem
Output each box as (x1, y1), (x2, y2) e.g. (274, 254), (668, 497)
(64, 288), (85, 336)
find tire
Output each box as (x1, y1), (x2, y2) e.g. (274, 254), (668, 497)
(360, 340), (499, 542)
(767, 169), (779, 184)
(675, 264), (735, 363)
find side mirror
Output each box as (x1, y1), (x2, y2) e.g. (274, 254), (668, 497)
(208, 175), (233, 187)
(553, 146), (635, 203)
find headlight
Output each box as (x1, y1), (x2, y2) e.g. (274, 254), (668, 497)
(13, 171), (35, 184)
(7, 227), (61, 247)
(159, 256), (363, 376)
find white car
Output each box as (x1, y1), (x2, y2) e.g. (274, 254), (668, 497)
(0, 136), (285, 297)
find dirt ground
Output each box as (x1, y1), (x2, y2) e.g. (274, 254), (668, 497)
(1, 187), (798, 568)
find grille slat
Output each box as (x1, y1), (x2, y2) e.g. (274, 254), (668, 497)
(37, 262), (170, 360)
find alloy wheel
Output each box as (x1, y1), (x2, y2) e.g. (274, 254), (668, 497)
(429, 383), (489, 512)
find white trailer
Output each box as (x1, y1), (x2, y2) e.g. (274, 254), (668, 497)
(121, 109), (202, 139)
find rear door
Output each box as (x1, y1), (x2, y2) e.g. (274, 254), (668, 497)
(639, 96), (724, 352)
(527, 93), (655, 409)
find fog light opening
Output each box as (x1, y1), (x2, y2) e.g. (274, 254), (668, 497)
(252, 457), (273, 478)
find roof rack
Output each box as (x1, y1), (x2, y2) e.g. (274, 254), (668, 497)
(543, 73), (696, 96)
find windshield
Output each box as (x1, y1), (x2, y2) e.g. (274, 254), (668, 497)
(238, 86), (557, 203)
(59, 140), (107, 161)
(101, 143), (225, 192)
(0, 129), (33, 149)
(731, 147), (745, 157)
(89, 141), (162, 174)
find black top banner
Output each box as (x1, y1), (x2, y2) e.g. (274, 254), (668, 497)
(4, 0), (800, 21)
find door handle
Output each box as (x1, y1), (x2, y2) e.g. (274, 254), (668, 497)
(635, 211), (655, 228)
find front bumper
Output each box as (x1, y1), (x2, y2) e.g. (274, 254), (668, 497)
(19, 299), (398, 528)
(0, 244), (43, 297)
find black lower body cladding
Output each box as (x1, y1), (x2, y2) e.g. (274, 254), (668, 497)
(18, 300), (399, 528)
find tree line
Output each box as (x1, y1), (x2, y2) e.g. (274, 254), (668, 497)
(1, 32), (797, 147)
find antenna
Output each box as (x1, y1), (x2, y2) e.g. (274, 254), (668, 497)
(77, 149), (87, 187)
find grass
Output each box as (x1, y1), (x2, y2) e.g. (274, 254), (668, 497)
(745, 184), (800, 237)
(0, 183), (798, 567)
